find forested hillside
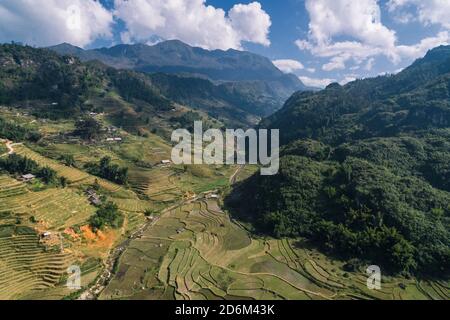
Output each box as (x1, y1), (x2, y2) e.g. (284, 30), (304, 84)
(228, 46), (450, 277)
(1, 43), (277, 127)
(49, 41), (312, 120)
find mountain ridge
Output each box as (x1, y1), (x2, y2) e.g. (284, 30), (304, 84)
(48, 41), (314, 116)
(228, 44), (450, 277)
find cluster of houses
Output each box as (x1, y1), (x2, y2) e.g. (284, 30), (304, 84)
(105, 126), (123, 143)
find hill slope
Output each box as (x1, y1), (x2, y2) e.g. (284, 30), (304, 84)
(228, 45), (450, 277)
(49, 41), (311, 117)
(0, 44), (229, 136)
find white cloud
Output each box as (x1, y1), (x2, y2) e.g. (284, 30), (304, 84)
(114, 0), (271, 50)
(340, 75), (358, 85)
(272, 59), (304, 73)
(297, 0), (450, 71)
(397, 31), (450, 59)
(322, 55), (349, 71)
(299, 76), (335, 88)
(388, 0), (450, 29)
(229, 2), (271, 47)
(365, 58), (375, 71)
(297, 0), (399, 70)
(0, 0), (113, 47)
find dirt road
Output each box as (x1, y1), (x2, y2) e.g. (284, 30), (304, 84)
(1, 140), (21, 157)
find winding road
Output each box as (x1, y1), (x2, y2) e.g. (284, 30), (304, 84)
(0, 140), (21, 157)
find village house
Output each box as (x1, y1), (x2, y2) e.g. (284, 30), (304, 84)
(106, 137), (123, 142)
(20, 174), (36, 182)
(86, 189), (102, 206)
(41, 232), (52, 239)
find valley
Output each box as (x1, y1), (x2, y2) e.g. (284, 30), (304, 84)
(0, 42), (448, 301)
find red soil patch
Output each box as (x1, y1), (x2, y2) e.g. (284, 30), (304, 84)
(80, 225), (117, 250)
(80, 225), (97, 240)
(64, 227), (80, 240)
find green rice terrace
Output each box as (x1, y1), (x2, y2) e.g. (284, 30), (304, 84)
(0, 108), (448, 301)
(100, 198), (449, 300)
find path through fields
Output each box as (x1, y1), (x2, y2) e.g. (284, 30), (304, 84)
(0, 140), (21, 157)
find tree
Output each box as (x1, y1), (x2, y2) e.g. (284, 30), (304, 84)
(75, 117), (102, 140)
(89, 202), (124, 230)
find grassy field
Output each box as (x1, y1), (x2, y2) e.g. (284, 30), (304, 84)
(100, 198), (450, 300)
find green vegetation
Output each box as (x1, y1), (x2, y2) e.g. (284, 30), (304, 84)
(84, 156), (128, 185)
(0, 116), (41, 142)
(230, 45), (450, 278)
(74, 117), (102, 141)
(101, 199), (449, 300)
(89, 202), (124, 230)
(0, 154), (59, 184)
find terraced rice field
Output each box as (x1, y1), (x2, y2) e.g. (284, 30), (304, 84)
(13, 145), (123, 193)
(0, 175), (95, 229)
(101, 199), (449, 300)
(129, 167), (182, 204)
(0, 232), (73, 300)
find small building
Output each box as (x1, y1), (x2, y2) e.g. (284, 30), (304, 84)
(161, 160), (171, 165)
(86, 189), (97, 197)
(113, 137), (122, 142)
(86, 189), (102, 206)
(20, 174), (36, 182)
(88, 195), (102, 206)
(41, 232), (52, 238)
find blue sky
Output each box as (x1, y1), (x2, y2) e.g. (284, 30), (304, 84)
(1, 0), (450, 87)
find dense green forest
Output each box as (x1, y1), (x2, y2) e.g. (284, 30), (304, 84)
(84, 156), (128, 185)
(228, 46), (450, 277)
(0, 44), (172, 119)
(0, 44), (274, 128)
(0, 154), (60, 185)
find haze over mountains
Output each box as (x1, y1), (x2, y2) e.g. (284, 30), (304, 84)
(49, 40), (311, 120)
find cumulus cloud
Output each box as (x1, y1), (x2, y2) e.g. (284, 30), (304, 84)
(297, 0), (399, 70)
(114, 0), (271, 50)
(297, 0), (450, 72)
(272, 59), (304, 73)
(0, 0), (113, 47)
(229, 2), (271, 47)
(299, 76), (335, 88)
(397, 31), (450, 59)
(388, 0), (450, 29)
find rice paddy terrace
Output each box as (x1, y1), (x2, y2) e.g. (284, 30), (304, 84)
(0, 213), (74, 300)
(100, 198), (450, 300)
(0, 141), (152, 299)
(0, 136), (448, 300)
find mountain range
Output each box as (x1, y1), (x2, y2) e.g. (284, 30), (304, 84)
(49, 40), (312, 120)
